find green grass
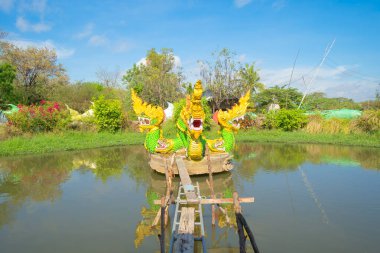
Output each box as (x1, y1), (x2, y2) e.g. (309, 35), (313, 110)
(0, 131), (145, 156)
(0, 128), (378, 157)
(237, 129), (380, 147)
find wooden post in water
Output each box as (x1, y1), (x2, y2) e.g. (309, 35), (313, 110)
(160, 197), (165, 253)
(207, 147), (216, 226)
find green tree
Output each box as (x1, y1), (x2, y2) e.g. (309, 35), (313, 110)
(0, 42), (68, 104)
(0, 63), (16, 103)
(239, 63), (264, 94)
(49, 81), (104, 112)
(123, 48), (183, 108)
(303, 92), (361, 110)
(199, 48), (262, 111)
(254, 85), (303, 111)
(199, 48), (240, 111)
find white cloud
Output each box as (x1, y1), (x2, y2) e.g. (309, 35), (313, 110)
(55, 47), (75, 59)
(136, 57), (147, 66)
(9, 39), (75, 59)
(173, 55), (182, 67)
(235, 0), (252, 8)
(16, 16), (51, 32)
(260, 65), (378, 101)
(75, 23), (94, 39)
(30, 0), (46, 13)
(0, 0), (14, 12)
(238, 54), (247, 62)
(19, 0), (46, 14)
(89, 35), (108, 46)
(113, 40), (132, 52)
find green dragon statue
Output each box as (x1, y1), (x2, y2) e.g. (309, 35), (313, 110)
(131, 80), (250, 161)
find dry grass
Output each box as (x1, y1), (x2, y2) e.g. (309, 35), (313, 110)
(305, 115), (356, 134)
(0, 124), (7, 140)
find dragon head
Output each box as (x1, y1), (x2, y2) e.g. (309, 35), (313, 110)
(180, 80), (205, 139)
(131, 89), (165, 132)
(215, 90), (250, 131)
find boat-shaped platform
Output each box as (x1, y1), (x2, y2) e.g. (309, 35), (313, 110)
(149, 150), (233, 175)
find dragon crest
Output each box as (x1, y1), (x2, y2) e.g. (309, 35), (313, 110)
(131, 89), (165, 132)
(215, 90), (250, 131)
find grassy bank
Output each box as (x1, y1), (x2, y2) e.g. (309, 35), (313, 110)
(0, 131), (145, 156)
(237, 129), (380, 147)
(0, 129), (378, 157)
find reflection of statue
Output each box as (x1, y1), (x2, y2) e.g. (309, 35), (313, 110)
(131, 80), (250, 173)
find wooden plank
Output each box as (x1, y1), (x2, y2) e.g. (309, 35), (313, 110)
(154, 197), (254, 205)
(178, 207), (195, 234)
(176, 157), (197, 200)
(151, 205), (169, 227)
(176, 157), (192, 185)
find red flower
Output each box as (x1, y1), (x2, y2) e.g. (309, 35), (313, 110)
(53, 102), (60, 110)
(40, 100), (46, 105)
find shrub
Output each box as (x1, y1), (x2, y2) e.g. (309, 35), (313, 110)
(352, 110), (380, 133)
(239, 114), (256, 129)
(263, 111), (277, 129)
(93, 96), (122, 133)
(6, 101), (71, 133)
(264, 109), (307, 131)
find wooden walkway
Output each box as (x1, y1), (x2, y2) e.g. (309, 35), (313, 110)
(155, 156), (256, 253)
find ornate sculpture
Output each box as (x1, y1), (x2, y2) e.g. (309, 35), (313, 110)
(131, 80), (250, 163)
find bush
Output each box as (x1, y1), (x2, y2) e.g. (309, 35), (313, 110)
(6, 101), (71, 133)
(353, 110), (380, 133)
(264, 109), (307, 131)
(94, 96), (122, 133)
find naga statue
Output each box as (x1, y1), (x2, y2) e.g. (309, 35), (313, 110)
(131, 80), (250, 175)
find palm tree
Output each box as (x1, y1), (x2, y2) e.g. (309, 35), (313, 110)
(239, 63), (264, 95)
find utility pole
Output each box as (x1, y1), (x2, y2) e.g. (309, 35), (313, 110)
(285, 49), (300, 109)
(298, 39), (336, 109)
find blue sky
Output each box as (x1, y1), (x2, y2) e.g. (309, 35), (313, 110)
(1, 0), (379, 101)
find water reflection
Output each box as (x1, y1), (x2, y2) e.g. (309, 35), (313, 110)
(0, 143), (379, 252)
(234, 143), (379, 179)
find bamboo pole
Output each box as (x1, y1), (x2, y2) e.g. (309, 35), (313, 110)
(206, 147), (216, 226)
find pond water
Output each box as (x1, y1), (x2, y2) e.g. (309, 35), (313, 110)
(0, 143), (379, 253)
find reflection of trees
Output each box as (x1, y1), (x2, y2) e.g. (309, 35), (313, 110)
(234, 143), (380, 179)
(70, 145), (152, 183)
(72, 147), (129, 183)
(235, 144), (307, 179)
(234, 143), (380, 181)
(123, 148), (152, 186)
(0, 145), (150, 230)
(0, 153), (74, 228)
(0, 154), (73, 202)
(304, 145), (380, 170)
